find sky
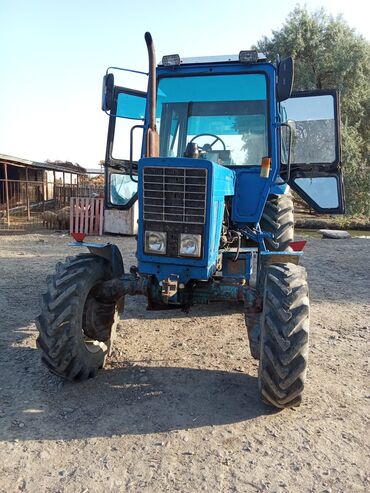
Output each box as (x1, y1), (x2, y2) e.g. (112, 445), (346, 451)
(0, 0), (369, 168)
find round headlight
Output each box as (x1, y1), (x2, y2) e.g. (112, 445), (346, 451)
(145, 231), (167, 254)
(179, 234), (201, 257)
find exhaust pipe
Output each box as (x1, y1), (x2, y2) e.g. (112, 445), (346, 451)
(144, 32), (159, 157)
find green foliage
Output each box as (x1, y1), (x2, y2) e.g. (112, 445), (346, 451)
(255, 6), (370, 216)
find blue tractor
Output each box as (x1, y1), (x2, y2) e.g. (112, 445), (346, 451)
(36, 33), (344, 408)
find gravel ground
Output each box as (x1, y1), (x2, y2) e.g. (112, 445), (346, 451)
(0, 231), (369, 493)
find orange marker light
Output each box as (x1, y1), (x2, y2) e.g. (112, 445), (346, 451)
(260, 156), (271, 178)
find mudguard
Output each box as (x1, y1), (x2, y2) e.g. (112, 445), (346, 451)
(69, 241), (124, 278)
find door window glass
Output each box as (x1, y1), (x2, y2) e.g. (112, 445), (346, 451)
(112, 119), (144, 161)
(110, 173), (137, 206)
(294, 176), (339, 209)
(116, 92), (146, 120)
(281, 95), (337, 164)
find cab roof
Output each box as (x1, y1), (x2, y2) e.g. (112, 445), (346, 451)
(158, 53), (268, 67)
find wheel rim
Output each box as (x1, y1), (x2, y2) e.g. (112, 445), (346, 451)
(82, 282), (116, 353)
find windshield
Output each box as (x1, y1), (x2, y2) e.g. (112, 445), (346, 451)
(157, 73), (268, 166)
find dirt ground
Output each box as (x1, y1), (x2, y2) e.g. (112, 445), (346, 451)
(0, 231), (369, 493)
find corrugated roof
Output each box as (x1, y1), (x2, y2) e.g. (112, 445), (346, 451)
(0, 153), (87, 174)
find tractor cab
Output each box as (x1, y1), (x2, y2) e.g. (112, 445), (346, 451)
(103, 44), (344, 225)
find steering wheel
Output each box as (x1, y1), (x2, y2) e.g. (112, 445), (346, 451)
(189, 133), (226, 152)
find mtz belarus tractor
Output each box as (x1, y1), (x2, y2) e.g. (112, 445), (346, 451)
(36, 33), (344, 408)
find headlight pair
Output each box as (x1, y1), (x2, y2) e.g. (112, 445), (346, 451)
(144, 231), (202, 257)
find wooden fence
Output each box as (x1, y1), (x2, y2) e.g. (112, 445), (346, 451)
(0, 179), (104, 231)
(70, 197), (104, 236)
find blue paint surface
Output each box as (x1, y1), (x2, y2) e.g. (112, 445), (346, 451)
(270, 183), (289, 194)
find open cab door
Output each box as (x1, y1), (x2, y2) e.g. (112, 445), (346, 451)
(281, 90), (345, 214)
(102, 72), (147, 233)
(102, 72), (147, 211)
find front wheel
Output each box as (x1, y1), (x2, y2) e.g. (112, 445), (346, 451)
(258, 263), (309, 408)
(36, 254), (123, 381)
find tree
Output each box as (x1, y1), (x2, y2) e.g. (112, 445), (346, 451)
(255, 6), (370, 216)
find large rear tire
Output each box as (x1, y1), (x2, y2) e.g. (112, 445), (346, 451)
(260, 193), (294, 251)
(36, 254), (123, 381)
(258, 263), (309, 408)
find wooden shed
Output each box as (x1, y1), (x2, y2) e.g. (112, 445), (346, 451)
(0, 154), (88, 230)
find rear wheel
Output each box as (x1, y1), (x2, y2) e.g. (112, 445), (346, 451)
(258, 263), (309, 408)
(36, 254), (123, 381)
(260, 193), (294, 251)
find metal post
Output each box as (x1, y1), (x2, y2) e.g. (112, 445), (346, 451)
(62, 171), (65, 207)
(53, 170), (56, 208)
(43, 170), (46, 211)
(25, 167), (31, 220)
(4, 163), (10, 226)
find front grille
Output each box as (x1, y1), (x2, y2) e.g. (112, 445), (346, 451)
(143, 167), (207, 224)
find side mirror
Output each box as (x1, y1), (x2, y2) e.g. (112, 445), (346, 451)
(277, 57), (294, 102)
(102, 73), (114, 111)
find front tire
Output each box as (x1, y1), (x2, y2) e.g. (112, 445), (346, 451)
(36, 254), (123, 381)
(258, 263), (309, 408)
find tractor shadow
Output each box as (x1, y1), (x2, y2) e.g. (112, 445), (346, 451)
(0, 288), (269, 444)
(123, 296), (246, 321)
(0, 345), (274, 443)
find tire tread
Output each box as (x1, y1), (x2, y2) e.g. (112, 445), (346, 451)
(259, 262), (309, 408)
(260, 193), (294, 251)
(36, 254), (119, 381)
